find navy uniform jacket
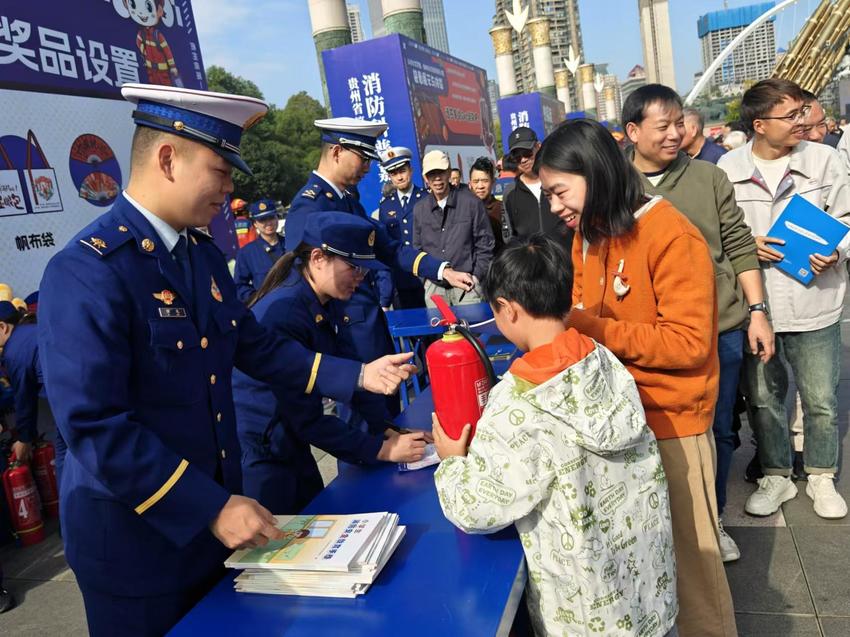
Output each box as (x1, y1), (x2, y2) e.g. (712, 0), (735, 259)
(233, 235), (285, 303)
(286, 173), (442, 363)
(233, 271), (387, 509)
(378, 185), (426, 293)
(38, 195), (361, 597)
(1, 323), (42, 443)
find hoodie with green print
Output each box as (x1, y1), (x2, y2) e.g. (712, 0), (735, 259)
(435, 328), (678, 637)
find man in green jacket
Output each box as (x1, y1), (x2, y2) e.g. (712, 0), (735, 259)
(623, 84), (775, 563)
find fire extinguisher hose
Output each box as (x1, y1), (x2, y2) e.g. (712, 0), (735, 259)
(453, 324), (498, 387)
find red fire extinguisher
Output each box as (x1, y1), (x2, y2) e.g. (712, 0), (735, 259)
(32, 439), (59, 518)
(3, 454), (45, 546)
(426, 296), (498, 441)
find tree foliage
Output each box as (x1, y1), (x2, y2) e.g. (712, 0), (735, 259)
(205, 66), (327, 205)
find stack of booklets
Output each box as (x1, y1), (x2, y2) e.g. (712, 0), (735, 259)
(224, 512), (405, 598)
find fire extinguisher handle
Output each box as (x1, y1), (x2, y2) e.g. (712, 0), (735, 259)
(454, 324), (498, 387)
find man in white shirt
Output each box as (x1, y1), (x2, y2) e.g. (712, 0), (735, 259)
(718, 78), (850, 520)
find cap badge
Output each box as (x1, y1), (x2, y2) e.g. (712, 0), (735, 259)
(210, 276), (223, 303)
(153, 290), (176, 306)
(173, 121), (185, 131)
(141, 238), (155, 252)
(387, 150), (396, 158)
(368, 230), (375, 247)
(259, 203), (267, 211)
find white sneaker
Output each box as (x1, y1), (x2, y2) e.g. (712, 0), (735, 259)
(745, 475), (798, 516)
(717, 520), (740, 562)
(806, 474), (848, 519)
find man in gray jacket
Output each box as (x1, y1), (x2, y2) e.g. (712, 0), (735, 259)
(623, 84), (775, 562)
(718, 78), (850, 521)
(413, 150), (495, 308)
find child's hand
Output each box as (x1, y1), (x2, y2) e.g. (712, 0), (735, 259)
(432, 412), (471, 459)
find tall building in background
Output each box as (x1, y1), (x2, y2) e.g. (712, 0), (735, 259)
(638, 0), (676, 89)
(487, 79), (500, 120)
(492, 0), (584, 107)
(367, 0), (385, 38)
(698, 2), (776, 92)
(422, 0), (450, 53)
(621, 64), (647, 103)
(347, 4), (365, 43)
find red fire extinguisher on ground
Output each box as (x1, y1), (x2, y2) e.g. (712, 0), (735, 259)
(3, 454), (45, 546)
(32, 439), (59, 518)
(426, 296), (498, 441)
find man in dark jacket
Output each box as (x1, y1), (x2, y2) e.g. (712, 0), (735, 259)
(413, 150), (494, 307)
(502, 127), (570, 245)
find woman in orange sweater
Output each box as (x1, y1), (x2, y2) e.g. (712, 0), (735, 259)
(536, 119), (736, 637)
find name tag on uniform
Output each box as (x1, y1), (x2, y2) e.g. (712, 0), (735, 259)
(158, 307), (188, 318)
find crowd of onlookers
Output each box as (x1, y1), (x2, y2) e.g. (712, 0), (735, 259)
(370, 77), (850, 636)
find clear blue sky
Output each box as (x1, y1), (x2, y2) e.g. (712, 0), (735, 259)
(193, 0), (816, 107)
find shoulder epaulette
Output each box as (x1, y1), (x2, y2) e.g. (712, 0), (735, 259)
(78, 224), (134, 258)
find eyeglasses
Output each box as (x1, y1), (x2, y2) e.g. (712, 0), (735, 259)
(345, 146), (372, 164)
(758, 105), (812, 124)
(342, 260), (367, 276)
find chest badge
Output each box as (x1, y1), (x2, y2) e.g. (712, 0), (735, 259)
(210, 276), (223, 302)
(612, 259), (631, 300)
(153, 289), (177, 305)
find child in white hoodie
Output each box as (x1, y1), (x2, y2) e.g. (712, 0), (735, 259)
(433, 235), (678, 637)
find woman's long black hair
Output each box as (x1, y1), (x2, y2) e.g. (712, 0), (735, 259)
(248, 242), (314, 308)
(534, 119), (645, 245)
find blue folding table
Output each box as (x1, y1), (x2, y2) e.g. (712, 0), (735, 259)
(168, 388), (527, 636)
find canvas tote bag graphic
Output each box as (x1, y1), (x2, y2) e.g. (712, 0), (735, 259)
(23, 129), (63, 214)
(0, 140), (27, 217)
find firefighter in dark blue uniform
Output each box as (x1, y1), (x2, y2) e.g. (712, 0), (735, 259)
(37, 85), (416, 637)
(285, 117), (475, 371)
(233, 198), (284, 302)
(0, 301), (40, 464)
(377, 146), (426, 309)
(233, 211), (429, 513)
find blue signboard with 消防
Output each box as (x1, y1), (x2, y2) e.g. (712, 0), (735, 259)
(497, 92), (566, 155)
(766, 194), (850, 284)
(323, 34), (495, 215)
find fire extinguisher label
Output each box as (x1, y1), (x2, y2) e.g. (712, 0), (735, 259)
(475, 377), (490, 411)
(12, 484), (38, 520)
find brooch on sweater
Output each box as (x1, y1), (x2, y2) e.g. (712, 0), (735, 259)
(612, 259), (630, 300)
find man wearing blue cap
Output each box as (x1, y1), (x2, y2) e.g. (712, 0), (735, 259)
(233, 198), (284, 302)
(286, 117), (474, 369)
(36, 84), (417, 636)
(378, 146), (427, 309)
